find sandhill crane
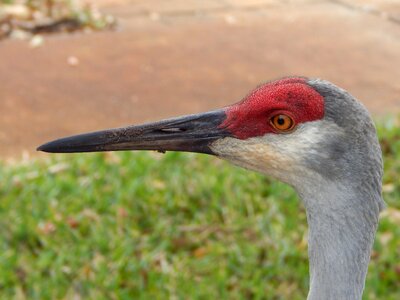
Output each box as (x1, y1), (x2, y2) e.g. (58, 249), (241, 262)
(38, 77), (384, 300)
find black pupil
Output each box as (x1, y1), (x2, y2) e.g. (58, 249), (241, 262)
(277, 116), (286, 126)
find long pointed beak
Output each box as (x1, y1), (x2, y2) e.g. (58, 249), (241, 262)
(37, 110), (230, 155)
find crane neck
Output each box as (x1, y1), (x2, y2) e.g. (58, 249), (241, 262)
(298, 183), (382, 300)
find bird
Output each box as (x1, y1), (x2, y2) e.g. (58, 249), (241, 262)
(38, 77), (384, 300)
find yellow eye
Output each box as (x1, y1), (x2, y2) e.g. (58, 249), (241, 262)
(270, 114), (295, 132)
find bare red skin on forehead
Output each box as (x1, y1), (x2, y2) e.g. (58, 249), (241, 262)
(220, 77), (324, 139)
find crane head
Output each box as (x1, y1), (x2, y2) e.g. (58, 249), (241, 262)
(37, 77), (383, 197)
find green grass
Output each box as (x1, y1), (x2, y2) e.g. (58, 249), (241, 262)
(1, 118), (399, 299)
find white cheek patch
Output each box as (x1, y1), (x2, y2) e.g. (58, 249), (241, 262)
(210, 120), (343, 184)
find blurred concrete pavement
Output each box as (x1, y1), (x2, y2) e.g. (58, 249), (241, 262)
(1, 0), (400, 157)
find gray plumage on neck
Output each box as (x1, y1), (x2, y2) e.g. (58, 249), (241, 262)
(299, 180), (380, 300)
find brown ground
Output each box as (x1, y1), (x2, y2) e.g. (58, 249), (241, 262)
(1, 0), (400, 158)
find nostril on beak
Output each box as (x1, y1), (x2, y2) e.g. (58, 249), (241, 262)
(159, 128), (187, 133)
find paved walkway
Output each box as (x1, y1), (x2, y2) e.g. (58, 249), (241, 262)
(1, 0), (400, 158)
